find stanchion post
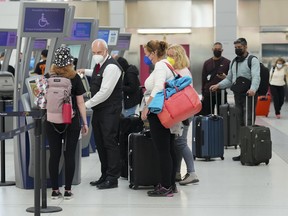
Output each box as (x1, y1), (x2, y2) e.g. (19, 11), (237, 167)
(27, 111), (62, 214)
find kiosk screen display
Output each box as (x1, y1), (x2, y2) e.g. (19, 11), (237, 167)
(34, 39), (47, 50)
(65, 22), (92, 41)
(116, 34), (131, 50)
(98, 29), (119, 46)
(0, 31), (17, 47)
(23, 8), (65, 33)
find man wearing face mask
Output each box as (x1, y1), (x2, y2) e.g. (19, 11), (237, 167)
(79, 39), (123, 189)
(199, 42), (230, 115)
(210, 38), (261, 161)
(269, 57), (288, 119)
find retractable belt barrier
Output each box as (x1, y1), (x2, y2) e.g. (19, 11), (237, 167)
(0, 111), (43, 140)
(0, 110), (50, 216)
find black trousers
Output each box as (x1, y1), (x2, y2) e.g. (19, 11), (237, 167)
(234, 93), (258, 126)
(201, 91), (227, 115)
(46, 115), (81, 191)
(270, 85), (285, 115)
(92, 105), (122, 181)
(147, 113), (176, 188)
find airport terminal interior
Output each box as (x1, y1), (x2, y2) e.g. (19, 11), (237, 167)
(2, 100), (288, 216)
(1, 0), (288, 215)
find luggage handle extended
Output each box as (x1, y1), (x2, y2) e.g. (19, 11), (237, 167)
(245, 94), (255, 127)
(209, 89), (225, 115)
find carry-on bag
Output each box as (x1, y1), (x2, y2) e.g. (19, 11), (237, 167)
(192, 92), (224, 161)
(255, 95), (271, 117)
(128, 131), (161, 189)
(119, 114), (144, 178)
(240, 96), (272, 166)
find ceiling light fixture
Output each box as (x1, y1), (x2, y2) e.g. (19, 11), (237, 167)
(137, 28), (192, 34)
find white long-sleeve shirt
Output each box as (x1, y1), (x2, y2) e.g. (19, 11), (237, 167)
(85, 56), (122, 109)
(144, 59), (175, 98)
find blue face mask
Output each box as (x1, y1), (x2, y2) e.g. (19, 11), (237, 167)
(144, 55), (153, 65)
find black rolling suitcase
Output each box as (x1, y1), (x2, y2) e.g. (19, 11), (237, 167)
(240, 96), (272, 166)
(128, 131), (160, 189)
(119, 114), (144, 178)
(219, 103), (240, 149)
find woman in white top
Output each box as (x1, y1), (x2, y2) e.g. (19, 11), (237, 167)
(166, 44), (199, 186)
(141, 40), (176, 197)
(269, 57), (288, 119)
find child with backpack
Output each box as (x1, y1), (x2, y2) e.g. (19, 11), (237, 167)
(45, 47), (88, 200)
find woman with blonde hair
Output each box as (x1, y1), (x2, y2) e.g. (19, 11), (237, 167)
(166, 44), (199, 185)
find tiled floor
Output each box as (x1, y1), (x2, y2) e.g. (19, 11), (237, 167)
(1, 100), (288, 216)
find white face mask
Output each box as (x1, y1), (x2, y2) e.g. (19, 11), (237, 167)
(93, 54), (104, 64)
(276, 63), (283, 69)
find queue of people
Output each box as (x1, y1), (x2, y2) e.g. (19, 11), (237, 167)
(40, 36), (276, 200)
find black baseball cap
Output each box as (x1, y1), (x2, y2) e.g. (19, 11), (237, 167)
(234, 38), (247, 46)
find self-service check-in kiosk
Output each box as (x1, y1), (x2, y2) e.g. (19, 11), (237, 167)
(111, 33), (132, 57)
(0, 28), (17, 132)
(12, 2), (83, 189)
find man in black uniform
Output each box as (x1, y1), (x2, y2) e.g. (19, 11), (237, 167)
(200, 42), (230, 115)
(84, 39), (123, 189)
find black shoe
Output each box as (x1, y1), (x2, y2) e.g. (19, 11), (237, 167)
(96, 180), (118, 189)
(90, 175), (106, 186)
(232, 155), (241, 161)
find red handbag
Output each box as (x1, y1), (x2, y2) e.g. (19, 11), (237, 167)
(158, 84), (202, 129)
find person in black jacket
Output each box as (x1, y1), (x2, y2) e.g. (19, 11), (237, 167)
(116, 56), (141, 117)
(33, 49), (48, 75)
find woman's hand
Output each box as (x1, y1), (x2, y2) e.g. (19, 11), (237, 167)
(81, 124), (89, 136)
(141, 107), (149, 121)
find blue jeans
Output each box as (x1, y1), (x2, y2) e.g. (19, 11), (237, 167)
(122, 105), (138, 117)
(174, 119), (195, 173)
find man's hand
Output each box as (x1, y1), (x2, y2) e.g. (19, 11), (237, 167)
(247, 89), (256, 96)
(209, 84), (219, 92)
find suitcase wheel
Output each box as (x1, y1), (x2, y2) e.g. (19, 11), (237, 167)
(221, 156), (224, 160)
(234, 146), (237, 149)
(129, 184), (139, 190)
(241, 161), (245, 165)
(265, 160), (269, 165)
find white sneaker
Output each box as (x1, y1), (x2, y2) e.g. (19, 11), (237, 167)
(179, 173), (199, 185)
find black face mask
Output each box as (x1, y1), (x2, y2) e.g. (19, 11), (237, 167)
(235, 48), (244, 56)
(213, 50), (222, 58)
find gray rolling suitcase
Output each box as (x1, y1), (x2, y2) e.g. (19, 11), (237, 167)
(240, 96), (272, 166)
(219, 103), (240, 149)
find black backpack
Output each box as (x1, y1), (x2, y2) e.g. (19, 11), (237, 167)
(231, 55), (269, 96)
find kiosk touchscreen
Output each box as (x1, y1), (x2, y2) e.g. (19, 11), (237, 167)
(97, 27), (120, 50)
(116, 33), (132, 51)
(0, 29), (17, 72)
(111, 33), (132, 57)
(33, 39), (47, 50)
(0, 29), (17, 48)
